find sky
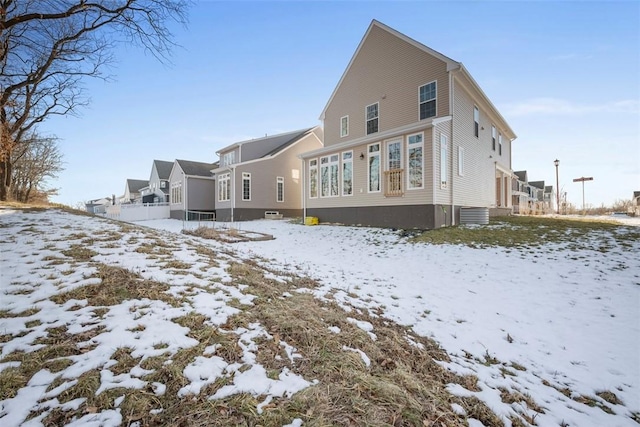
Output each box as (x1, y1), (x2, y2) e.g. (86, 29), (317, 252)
(43, 0), (640, 209)
(2, 208), (639, 425)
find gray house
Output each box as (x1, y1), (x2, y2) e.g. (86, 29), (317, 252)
(123, 179), (148, 204)
(212, 127), (323, 222)
(300, 20), (517, 229)
(168, 159), (217, 220)
(140, 160), (173, 203)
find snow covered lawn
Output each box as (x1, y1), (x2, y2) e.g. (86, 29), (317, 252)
(1, 207), (639, 427)
(141, 215), (640, 427)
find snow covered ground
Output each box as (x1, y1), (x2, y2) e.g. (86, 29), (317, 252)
(140, 216), (640, 427)
(1, 208), (639, 426)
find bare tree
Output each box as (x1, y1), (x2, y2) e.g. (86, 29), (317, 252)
(11, 132), (64, 202)
(0, 0), (190, 200)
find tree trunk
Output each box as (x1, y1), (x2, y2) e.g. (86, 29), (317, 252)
(0, 159), (11, 201)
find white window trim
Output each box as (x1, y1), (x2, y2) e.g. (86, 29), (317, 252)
(458, 146), (465, 177)
(407, 132), (424, 190)
(329, 154), (339, 197)
(276, 176), (284, 203)
(309, 159), (318, 199)
(418, 81), (437, 121)
(367, 142), (381, 193)
(218, 173), (230, 202)
(320, 156), (330, 198)
(242, 172), (251, 201)
(342, 151), (353, 196)
(366, 102), (379, 135)
(340, 115), (349, 138)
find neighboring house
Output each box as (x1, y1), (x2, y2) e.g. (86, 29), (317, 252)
(512, 172), (554, 215)
(123, 179), (149, 204)
(212, 127), (323, 222)
(528, 181), (552, 214)
(512, 171), (529, 214)
(633, 191), (640, 216)
(299, 20), (516, 229)
(140, 159), (173, 203)
(168, 159), (217, 220)
(85, 197), (113, 214)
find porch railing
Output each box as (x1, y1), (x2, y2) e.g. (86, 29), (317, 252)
(384, 169), (404, 197)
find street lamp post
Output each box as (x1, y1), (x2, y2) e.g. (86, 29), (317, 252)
(554, 159), (560, 214)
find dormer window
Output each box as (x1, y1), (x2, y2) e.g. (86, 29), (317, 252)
(222, 151), (235, 167)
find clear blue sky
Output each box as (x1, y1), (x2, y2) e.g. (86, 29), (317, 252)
(45, 0), (640, 209)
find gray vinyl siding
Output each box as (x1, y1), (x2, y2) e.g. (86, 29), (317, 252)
(451, 77), (504, 208)
(168, 163), (185, 212)
(323, 25), (450, 147)
(306, 127), (435, 209)
(187, 177), (215, 211)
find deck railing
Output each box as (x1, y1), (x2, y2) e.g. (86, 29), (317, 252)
(384, 169), (404, 197)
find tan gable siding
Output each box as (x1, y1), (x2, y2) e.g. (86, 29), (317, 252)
(451, 77), (503, 207)
(236, 132), (321, 211)
(433, 120), (452, 205)
(306, 127), (434, 209)
(323, 25), (450, 147)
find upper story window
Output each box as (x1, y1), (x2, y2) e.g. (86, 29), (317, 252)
(419, 82), (437, 120)
(499, 133), (503, 155)
(491, 125), (496, 151)
(221, 151), (236, 167)
(366, 103), (379, 135)
(474, 106), (480, 138)
(340, 116), (349, 137)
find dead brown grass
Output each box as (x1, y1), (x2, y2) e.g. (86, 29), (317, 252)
(184, 226), (274, 243)
(50, 264), (179, 307)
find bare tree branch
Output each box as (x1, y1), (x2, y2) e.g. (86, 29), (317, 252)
(0, 0), (191, 200)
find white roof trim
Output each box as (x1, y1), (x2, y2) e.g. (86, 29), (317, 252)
(213, 127), (322, 173)
(299, 118), (450, 159)
(215, 127), (313, 156)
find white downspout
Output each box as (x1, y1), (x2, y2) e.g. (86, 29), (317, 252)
(184, 174), (188, 221)
(450, 71), (455, 226)
(231, 166), (235, 223)
(301, 158), (306, 221)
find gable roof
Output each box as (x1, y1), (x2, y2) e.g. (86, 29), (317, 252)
(514, 171), (528, 182)
(320, 20), (459, 121)
(529, 181), (545, 190)
(319, 19), (516, 140)
(175, 159), (217, 177)
(153, 160), (174, 180)
(126, 179), (148, 193)
(216, 128), (315, 160)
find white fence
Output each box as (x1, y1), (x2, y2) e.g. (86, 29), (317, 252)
(103, 202), (170, 221)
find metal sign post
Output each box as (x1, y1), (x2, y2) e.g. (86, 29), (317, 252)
(573, 176), (594, 215)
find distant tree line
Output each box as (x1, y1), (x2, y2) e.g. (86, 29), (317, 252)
(0, 0), (190, 202)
